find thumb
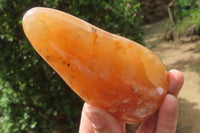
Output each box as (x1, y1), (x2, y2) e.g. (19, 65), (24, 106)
(79, 103), (125, 133)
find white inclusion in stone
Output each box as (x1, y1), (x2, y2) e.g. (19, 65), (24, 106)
(137, 99), (143, 105)
(123, 99), (130, 104)
(156, 87), (164, 95)
(133, 103), (155, 119)
(133, 108), (148, 119)
(99, 69), (110, 81)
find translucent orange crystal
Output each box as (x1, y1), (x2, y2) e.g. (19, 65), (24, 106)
(23, 7), (168, 124)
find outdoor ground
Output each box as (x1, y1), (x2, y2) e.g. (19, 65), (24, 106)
(127, 20), (200, 133)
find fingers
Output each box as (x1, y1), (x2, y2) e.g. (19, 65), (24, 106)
(167, 69), (184, 97)
(136, 69), (184, 133)
(136, 111), (158, 133)
(79, 104), (94, 133)
(79, 70), (184, 133)
(155, 70), (183, 133)
(153, 70), (183, 133)
(155, 94), (178, 133)
(79, 103), (125, 133)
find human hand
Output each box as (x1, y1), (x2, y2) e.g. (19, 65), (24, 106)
(79, 69), (184, 133)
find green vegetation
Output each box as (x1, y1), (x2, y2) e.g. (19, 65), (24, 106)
(173, 0), (199, 19)
(1, 0), (199, 132)
(175, 10), (200, 36)
(0, 0), (143, 132)
(188, 66), (200, 73)
(173, 0), (200, 36)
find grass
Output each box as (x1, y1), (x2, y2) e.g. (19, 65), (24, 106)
(188, 66), (200, 73)
(175, 9), (200, 36)
(160, 56), (166, 59)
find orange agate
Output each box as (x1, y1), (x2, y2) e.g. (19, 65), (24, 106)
(22, 7), (168, 124)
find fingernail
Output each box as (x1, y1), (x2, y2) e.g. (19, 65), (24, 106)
(84, 106), (104, 130)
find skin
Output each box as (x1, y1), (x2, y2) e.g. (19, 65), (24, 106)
(79, 69), (184, 133)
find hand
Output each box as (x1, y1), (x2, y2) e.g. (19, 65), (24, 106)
(79, 69), (184, 133)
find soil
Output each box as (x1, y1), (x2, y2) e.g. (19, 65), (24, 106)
(127, 19), (200, 133)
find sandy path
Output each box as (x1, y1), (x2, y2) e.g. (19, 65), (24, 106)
(127, 20), (200, 132)
(153, 41), (200, 133)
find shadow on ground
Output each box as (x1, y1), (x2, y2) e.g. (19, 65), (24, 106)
(177, 98), (200, 133)
(168, 57), (200, 73)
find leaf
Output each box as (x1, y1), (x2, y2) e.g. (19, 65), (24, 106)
(30, 121), (37, 129)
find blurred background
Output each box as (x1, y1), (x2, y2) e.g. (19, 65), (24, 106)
(0, 0), (200, 132)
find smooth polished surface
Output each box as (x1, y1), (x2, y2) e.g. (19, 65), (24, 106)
(23, 7), (168, 124)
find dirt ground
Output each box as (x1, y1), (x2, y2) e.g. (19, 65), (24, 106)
(127, 20), (200, 133)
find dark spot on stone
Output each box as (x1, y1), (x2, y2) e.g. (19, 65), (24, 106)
(69, 74), (74, 80)
(68, 63), (70, 67)
(137, 93), (142, 98)
(92, 27), (97, 33)
(46, 56), (50, 59)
